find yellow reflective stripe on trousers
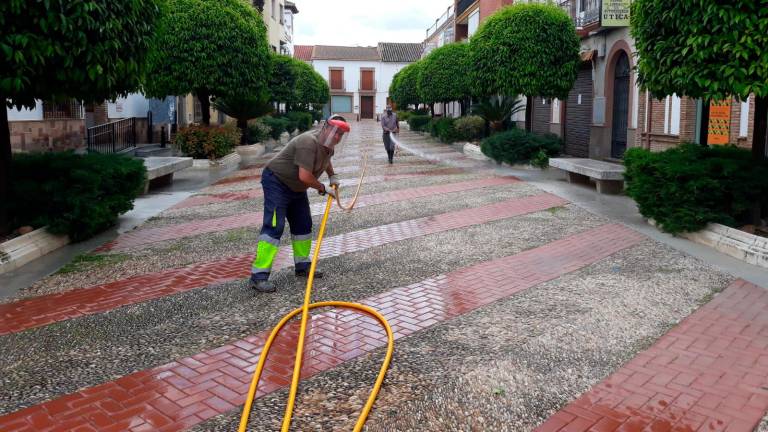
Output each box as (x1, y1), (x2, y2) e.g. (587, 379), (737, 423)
(252, 240), (279, 271)
(272, 209), (277, 228)
(292, 239), (312, 262)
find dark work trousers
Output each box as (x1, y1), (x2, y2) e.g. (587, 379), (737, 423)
(251, 168), (312, 281)
(383, 131), (394, 164)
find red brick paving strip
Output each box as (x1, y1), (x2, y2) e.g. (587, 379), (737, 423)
(96, 176), (521, 252)
(172, 167), (467, 210)
(0, 192), (561, 336)
(0, 223), (644, 432)
(534, 279), (768, 432)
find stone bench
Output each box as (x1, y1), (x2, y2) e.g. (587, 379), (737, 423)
(549, 158), (625, 194)
(142, 156), (193, 193)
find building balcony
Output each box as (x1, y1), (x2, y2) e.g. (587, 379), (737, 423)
(359, 81), (377, 92)
(330, 80), (346, 92)
(559, 0), (605, 30)
(456, 0), (478, 18)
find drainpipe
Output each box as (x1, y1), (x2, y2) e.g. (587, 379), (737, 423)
(645, 90), (652, 150)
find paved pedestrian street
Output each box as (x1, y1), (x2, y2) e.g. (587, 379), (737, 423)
(1, 121), (767, 432)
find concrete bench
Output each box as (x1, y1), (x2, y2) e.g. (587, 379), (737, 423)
(549, 158), (625, 194)
(142, 156), (193, 193)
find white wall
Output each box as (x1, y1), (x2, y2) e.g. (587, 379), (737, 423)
(108, 93), (150, 119)
(7, 100), (44, 121)
(311, 59), (412, 116)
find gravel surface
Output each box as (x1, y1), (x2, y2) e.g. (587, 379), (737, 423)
(759, 415), (768, 432)
(137, 171), (497, 229)
(192, 240), (731, 432)
(16, 182), (539, 297)
(0, 205), (605, 414)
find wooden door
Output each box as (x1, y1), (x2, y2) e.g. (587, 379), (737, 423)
(330, 69), (343, 90)
(361, 70), (374, 91)
(360, 96), (374, 119)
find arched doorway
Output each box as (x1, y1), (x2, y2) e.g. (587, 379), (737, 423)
(611, 51), (630, 158)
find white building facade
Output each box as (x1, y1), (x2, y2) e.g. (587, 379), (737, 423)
(301, 43), (423, 120)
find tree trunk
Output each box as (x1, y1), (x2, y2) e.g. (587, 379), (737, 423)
(698, 99), (710, 146)
(197, 90), (211, 126)
(0, 100), (11, 235)
(430, 103), (435, 118)
(752, 95), (767, 161)
(237, 118), (248, 145)
(525, 95), (533, 132)
(751, 95), (768, 225)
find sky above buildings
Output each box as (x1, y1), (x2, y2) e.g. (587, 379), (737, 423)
(293, 0), (452, 46)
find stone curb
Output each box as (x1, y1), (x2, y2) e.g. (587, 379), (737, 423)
(0, 228), (69, 275)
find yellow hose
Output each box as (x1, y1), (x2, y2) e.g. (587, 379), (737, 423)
(239, 155), (392, 432)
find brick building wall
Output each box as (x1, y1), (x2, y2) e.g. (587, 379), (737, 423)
(635, 92), (759, 153)
(10, 119), (86, 153)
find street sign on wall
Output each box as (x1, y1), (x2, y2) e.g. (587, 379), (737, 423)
(601, 0), (632, 27)
(708, 99), (732, 145)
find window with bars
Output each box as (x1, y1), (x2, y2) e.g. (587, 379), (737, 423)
(42, 100), (83, 119)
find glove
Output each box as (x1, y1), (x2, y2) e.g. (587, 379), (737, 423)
(329, 175), (340, 188)
(320, 183), (338, 200)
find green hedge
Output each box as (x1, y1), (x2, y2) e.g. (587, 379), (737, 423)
(396, 110), (412, 122)
(247, 118), (272, 143)
(260, 116), (291, 140)
(174, 124), (239, 159)
(625, 144), (768, 234)
(454, 115), (485, 141)
(480, 129), (562, 166)
(429, 117), (461, 143)
(285, 111), (313, 132)
(408, 114), (432, 132)
(7, 152), (146, 241)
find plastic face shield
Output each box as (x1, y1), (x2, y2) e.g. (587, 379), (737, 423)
(320, 120), (350, 151)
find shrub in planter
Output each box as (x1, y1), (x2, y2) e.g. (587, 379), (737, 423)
(247, 118), (272, 143)
(429, 117), (461, 143)
(174, 124), (239, 159)
(260, 116), (290, 140)
(408, 114), (432, 132)
(285, 111), (313, 132)
(624, 144), (768, 234)
(454, 115), (485, 141)
(480, 129), (562, 165)
(7, 152), (146, 241)
(396, 111), (412, 122)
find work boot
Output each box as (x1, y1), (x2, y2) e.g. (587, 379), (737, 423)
(295, 269), (324, 279)
(249, 279), (276, 293)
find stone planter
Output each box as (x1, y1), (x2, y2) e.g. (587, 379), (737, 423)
(279, 132), (291, 145)
(683, 223), (768, 269)
(191, 152), (241, 169)
(0, 227), (69, 274)
(235, 143), (265, 164)
(462, 142), (489, 161)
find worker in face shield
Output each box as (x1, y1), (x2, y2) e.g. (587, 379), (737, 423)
(249, 116), (351, 293)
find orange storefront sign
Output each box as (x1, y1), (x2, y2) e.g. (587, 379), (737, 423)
(707, 99), (731, 145)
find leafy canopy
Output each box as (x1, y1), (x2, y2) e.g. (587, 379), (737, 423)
(469, 3), (580, 98)
(143, 0), (271, 100)
(390, 61), (423, 108)
(1, 0), (161, 109)
(418, 43), (472, 104)
(631, 0), (768, 100)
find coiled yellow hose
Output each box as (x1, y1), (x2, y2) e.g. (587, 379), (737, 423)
(239, 156), (393, 432)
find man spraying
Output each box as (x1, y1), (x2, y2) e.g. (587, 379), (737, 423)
(381, 105), (399, 164)
(249, 116), (351, 293)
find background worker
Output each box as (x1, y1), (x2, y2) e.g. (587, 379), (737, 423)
(249, 116), (351, 293)
(381, 105), (399, 164)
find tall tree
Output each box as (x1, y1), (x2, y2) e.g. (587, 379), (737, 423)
(294, 61), (329, 110)
(144, 0), (271, 125)
(268, 54), (300, 110)
(389, 61), (423, 111)
(1, 0), (160, 234)
(418, 43), (473, 115)
(470, 3), (580, 131)
(631, 0), (768, 161)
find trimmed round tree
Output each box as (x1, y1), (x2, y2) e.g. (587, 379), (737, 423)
(631, 0), (768, 160)
(294, 61), (329, 109)
(1, 0), (160, 233)
(144, 0), (271, 125)
(470, 3), (580, 130)
(418, 43), (473, 115)
(390, 61), (423, 110)
(268, 54), (300, 109)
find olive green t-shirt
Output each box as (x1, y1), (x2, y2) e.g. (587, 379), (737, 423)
(266, 130), (331, 192)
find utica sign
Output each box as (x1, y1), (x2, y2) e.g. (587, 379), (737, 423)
(602, 0), (632, 27)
